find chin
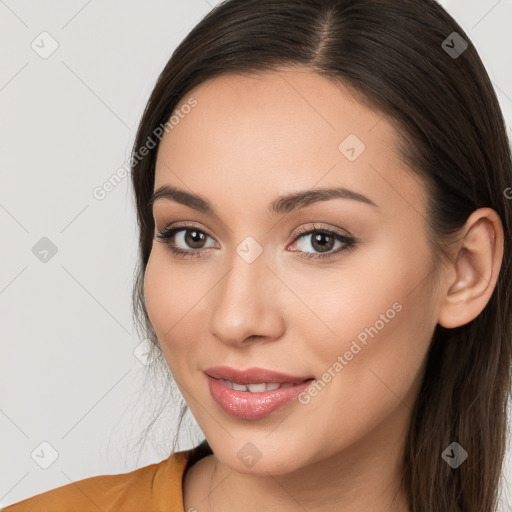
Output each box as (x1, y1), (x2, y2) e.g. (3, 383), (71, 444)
(214, 440), (310, 476)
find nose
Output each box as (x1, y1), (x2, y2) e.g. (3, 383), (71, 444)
(208, 246), (285, 347)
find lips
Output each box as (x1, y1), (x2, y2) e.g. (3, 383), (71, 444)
(206, 373), (315, 419)
(204, 365), (314, 385)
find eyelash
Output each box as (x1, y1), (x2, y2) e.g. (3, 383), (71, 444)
(155, 222), (356, 260)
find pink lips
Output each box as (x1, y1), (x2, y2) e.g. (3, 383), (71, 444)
(204, 366), (315, 420)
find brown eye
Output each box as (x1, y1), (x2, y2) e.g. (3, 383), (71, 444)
(184, 229), (207, 249)
(289, 225), (356, 260)
(309, 232), (336, 253)
(155, 222), (356, 261)
(155, 224), (217, 258)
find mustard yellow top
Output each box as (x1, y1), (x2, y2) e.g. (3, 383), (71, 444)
(1, 446), (198, 512)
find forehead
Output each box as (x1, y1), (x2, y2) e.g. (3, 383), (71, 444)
(154, 67), (426, 220)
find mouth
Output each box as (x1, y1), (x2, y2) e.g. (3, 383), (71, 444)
(212, 377), (315, 393)
(205, 372), (316, 420)
(204, 365), (315, 387)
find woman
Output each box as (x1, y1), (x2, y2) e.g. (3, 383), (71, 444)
(3, 0), (511, 511)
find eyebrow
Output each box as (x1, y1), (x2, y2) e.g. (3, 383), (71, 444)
(149, 185), (378, 216)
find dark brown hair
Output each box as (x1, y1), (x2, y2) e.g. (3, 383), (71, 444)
(129, 1), (512, 510)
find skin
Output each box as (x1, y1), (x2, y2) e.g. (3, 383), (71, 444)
(143, 67), (504, 512)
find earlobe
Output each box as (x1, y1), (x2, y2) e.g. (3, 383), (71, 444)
(438, 208), (504, 329)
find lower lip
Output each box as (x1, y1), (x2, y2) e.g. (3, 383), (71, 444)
(206, 374), (314, 420)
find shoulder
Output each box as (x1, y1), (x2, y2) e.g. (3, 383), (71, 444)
(1, 450), (190, 512)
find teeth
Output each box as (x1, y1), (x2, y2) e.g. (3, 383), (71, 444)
(219, 379), (301, 392)
(260, 383), (281, 391)
(247, 383), (269, 392)
(231, 381), (248, 391)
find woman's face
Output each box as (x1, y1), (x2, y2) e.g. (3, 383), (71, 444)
(144, 67), (443, 475)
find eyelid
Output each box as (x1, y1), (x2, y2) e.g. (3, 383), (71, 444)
(157, 221), (352, 241)
(156, 220), (215, 240)
(291, 222), (352, 240)
(158, 221), (220, 247)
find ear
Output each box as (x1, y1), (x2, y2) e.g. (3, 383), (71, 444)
(437, 208), (504, 329)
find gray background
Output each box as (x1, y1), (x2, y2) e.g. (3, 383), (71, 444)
(1, 0), (511, 508)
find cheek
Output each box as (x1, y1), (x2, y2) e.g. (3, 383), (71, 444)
(143, 252), (195, 358)
(295, 275), (434, 456)
(143, 249), (217, 378)
(336, 225), (432, 337)
(300, 232), (435, 400)
(143, 252), (173, 336)
(287, 242), (428, 359)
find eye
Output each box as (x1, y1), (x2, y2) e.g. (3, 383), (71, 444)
(288, 224), (356, 260)
(155, 222), (356, 260)
(155, 223), (217, 258)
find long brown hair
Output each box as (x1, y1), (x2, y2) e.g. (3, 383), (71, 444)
(129, 1), (512, 510)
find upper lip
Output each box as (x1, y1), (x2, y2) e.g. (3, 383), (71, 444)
(204, 366), (314, 385)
